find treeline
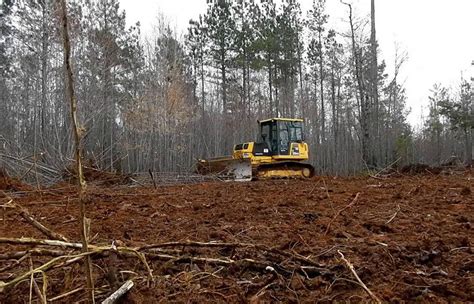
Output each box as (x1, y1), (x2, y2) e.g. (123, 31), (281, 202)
(0, 0), (472, 178)
(414, 82), (473, 166)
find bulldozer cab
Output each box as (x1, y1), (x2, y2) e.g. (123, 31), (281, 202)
(258, 118), (304, 156)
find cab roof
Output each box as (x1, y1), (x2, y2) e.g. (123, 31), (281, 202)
(258, 118), (304, 123)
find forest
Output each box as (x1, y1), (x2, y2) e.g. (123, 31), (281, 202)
(0, 1), (473, 303)
(0, 0), (471, 178)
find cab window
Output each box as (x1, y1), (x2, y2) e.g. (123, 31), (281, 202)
(288, 121), (303, 142)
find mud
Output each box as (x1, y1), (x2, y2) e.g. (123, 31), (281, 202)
(0, 173), (472, 303)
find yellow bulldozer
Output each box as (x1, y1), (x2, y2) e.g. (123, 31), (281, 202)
(196, 118), (315, 181)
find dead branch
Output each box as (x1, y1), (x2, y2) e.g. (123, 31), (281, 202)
(385, 204), (400, 225)
(139, 240), (253, 250)
(0, 237), (83, 249)
(0, 238), (153, 286)
(14, 239), (324, 277)
(0, 154), (59, 175)
(371, 157), (401, 178)
(10, 202), (69, 242)
(28, 257), (34, 303)
(325, 193), (361, 235)
(146, 251), (325, 277)
(19, 162), (35, 181)
(116, 247), (154, 283)
(0, 248), (68, 260)
(101, 280), (134, 304)
(0, 254), (75, 292)
(0, 236), (329, 268)
(7, 238), (327, 276)
(0, 236), (333, 292)
(27, 257), (48, 304)
(0, 253), (30, 273)
(140, 241), (327, 269)
(0, 249), (118, 292)
(338, 250), (381, 303)
(48, 287), (83, 302)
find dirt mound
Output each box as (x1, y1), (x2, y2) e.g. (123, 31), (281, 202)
(63, 165), (133, 186)
(0, 168), (32, 192)
(400, 163), (442, 175)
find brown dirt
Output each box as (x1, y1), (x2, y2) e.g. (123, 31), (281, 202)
(63, 165), (133, 186)
(0, 169), (32, 192)
(0, 173), (472, 303)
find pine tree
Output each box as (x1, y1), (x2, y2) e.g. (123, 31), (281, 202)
(439, 80), (473, 165)
(425, 84), (449, 164)
(204, 0), (235, 115)
(276, 0), (302, 117)
(307, 0), (328, 142)
(256, 0), (278, 115)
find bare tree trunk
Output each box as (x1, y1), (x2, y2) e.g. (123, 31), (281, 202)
(268, 56), (273, 116)
(319, 31), (325, 142)
(58, 1), (95, 302)
(370, 0), (379, 167)
(341, 1), (370, 168)
(465, 128), (472, 166)
(221, 46), (227, 113)
(330, 64), (337, 168)
(40, 2), (48, 138)
(297, 38), (304, 118)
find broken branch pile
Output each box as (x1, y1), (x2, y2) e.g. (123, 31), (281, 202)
(0, 234), (342, 302)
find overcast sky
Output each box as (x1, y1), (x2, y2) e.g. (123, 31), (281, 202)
(121, 0), (474, 127)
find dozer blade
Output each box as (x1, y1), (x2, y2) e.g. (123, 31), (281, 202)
(196, 158), (252, 181)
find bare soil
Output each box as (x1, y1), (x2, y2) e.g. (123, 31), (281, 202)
(0, 169), (32, 192)
(0, 172), (472, 303)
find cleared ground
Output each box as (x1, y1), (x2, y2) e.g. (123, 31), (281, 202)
(0, 171), (472, 303)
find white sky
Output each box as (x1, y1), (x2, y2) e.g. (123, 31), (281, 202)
(120, 0), (474, 127)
